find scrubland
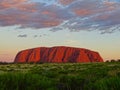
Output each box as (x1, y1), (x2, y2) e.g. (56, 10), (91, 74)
(0, 62), (120, 90)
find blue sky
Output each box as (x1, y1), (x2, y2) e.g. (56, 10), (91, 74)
(0, 0), (120, 62)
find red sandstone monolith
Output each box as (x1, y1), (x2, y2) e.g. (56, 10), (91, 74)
(14, 46), (103, 63)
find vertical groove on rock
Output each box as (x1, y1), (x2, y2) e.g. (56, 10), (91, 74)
(61, 47), (69, 62)
(51, 47), (58, 62)
(26, 49), (34, 62)
(40, 48), (47, 62)
(68, 49), (80, 63)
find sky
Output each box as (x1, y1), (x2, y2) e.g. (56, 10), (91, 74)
(0, 0), (120, 62)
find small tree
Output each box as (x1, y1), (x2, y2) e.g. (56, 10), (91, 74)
(110, 59), (116, 62)
(105, 60), (110, 62)
(117, 59), (120, 62)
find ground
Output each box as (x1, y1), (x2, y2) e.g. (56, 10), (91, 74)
(0, 62), (120, 90)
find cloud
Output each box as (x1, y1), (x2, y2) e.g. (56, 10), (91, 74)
(0, 0), (73, 28)
(33, 35), (38, 38)
(58, 0), (75, 5)
(0, 0), (27, 9)
(0, 0), (120, 33)
(33, 34), (49, 38)
(56, 0), (120, 33)
(18, 34), (27, 37)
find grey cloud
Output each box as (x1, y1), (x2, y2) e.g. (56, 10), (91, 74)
(18, 34), (27, 37)
(54, 0), (120, 33)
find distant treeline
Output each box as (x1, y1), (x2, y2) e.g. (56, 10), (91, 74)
(0, 59), (120, 64)
(0, 62), (44, 65)
(0, 62), (14, 65)
(105, 59), (120, 62)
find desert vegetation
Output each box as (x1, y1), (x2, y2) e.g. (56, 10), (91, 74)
(105, 59), (120, 62)
(0, 62), (120, 90)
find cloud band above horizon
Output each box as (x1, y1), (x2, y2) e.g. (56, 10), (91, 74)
(0, 0), (120, 33)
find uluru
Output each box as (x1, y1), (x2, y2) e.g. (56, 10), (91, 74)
(14, 46), (103, 63)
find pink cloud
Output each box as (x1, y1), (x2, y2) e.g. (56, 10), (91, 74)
(0, 0), (67, 28)
(73, 9), (93, 16)
(58, 0), (75, 5)
(41, 20), (62, 27)
(17, 3), (37, 12)
(41, 10), (57, 18)
(0, 0), (27, 9)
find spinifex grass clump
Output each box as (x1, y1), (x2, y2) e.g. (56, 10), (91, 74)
(0, 62), (120, 90)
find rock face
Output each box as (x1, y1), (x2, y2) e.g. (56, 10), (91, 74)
(14, 46), (103, 63)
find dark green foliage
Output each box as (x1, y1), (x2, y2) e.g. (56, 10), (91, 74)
(0, 73), (56, 90)
(0, 62), (120, 90)
(94, 77), (120, 90)
(57, 75), (85, 90)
